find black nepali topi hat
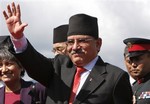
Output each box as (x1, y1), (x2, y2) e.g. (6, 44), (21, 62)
(67, 13), (99, 39)
(0, 35), (11, 48)
(123, 37), (150, 57)
(53, 24), (68, 44)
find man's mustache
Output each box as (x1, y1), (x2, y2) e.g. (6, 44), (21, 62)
(70, 49), (85, 55)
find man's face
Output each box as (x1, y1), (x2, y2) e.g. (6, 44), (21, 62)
(67, 35), (102, 66)
(52, 42), (67, 55)
(125, 53), (150, 80)
(125, 56), (136, 80)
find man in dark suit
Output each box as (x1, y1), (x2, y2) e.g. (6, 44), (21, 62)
(124, 37), (150, 104)
(3, 2), (133, 104)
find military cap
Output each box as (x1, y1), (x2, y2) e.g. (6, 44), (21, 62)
(123, 37), (150, 57)
(67, 13), (99, 39)
(53, 24), (68, 44)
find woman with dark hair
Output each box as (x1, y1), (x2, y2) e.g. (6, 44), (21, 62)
(0, 47), (47, 104)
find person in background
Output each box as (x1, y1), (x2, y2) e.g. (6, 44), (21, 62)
(52, 24), (68, 55)
(123, 37), (150, 104)
(3, 2), (133, 104)
(124, 46), (136, 85)
(0, 35), (47, 104)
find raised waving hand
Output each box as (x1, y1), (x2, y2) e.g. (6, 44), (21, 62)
(3, 2), (28, 39)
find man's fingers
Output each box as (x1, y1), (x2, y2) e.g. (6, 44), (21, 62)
(21, 23), (28, 29)
(16, 4), (21, 18)
(3, 11), (8, 20)
(7, 4), (12, 17)
(12, 2), (16, 16)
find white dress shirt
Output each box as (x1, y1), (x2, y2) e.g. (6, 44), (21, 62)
(76, 56), (98, 95)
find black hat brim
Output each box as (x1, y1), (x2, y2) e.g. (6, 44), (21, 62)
(128, 51), (147, 58)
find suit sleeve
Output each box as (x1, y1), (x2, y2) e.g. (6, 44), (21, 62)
(10, 40), (54, 87)
(113, 72), (133, 104)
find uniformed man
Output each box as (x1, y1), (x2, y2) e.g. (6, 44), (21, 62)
(124, 46), (136, 85)
(124, 37), (150, 104)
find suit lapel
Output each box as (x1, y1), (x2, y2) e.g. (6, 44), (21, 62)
(20, 80), (32, 104)
(61, 65), (76, 100)
(62, 66), (76, 87)
(74, 57), (107, 104)
(0, 86), (5, 104)
(61, 56), (76, 88)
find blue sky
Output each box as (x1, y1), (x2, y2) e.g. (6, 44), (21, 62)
(1, 0), (150, 81)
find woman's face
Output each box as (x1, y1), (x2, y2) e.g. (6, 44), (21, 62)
(0, 60), (21, 84)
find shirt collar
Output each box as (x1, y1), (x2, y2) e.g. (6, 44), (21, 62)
(84, 56), (98, 71)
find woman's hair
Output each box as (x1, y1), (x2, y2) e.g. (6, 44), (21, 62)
(0, 48), (25, 77)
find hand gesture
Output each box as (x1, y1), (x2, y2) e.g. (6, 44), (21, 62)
(3, 2), (28, 39)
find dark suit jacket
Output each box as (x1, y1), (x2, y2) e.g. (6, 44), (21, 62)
(11, 41), (133, 104)
(0, 79), (47, 104)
